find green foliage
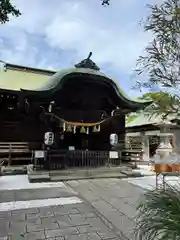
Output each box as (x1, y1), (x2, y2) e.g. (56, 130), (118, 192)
(0, 0), (21, 24)
(139, 92), (180, 118)
(134, 0), (180, 117)
(135, 0), (180, 90)
(135, 184), (180, 240)
(126, 114), (138, 123)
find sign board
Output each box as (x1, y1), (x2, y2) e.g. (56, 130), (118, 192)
(44, 132), (54, 146)
(109, 151), (118, 159)
(35, 150), (45, 159)
(69, 146), (75, 151)
(110, 133), (118, 146)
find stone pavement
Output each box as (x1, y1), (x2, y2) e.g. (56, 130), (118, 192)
(0, 186), (78, 203)
(126, 174), (180, 190)
(66, 178), (145, 240)
(0, 175), (122, 240)
(0, 176), (146, 240)
(0, 201), (119, 240)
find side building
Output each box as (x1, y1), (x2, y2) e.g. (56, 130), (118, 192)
(126, 111), (180, 161)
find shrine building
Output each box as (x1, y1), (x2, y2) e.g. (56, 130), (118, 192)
(0, 54), (151, 168)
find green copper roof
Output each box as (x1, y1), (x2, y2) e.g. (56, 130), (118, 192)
(0, 59), (151, 110)
(23, 68), (106, 91)
(21, 67), (151, 109)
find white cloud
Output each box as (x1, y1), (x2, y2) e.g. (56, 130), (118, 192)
(0, 0), (157, 94)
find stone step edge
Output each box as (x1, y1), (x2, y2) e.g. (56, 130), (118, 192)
(28, 174), (126, 183)
(0, 166), (27, 176)
(28, 172), (145, 183)
(28, 166), (133, 176)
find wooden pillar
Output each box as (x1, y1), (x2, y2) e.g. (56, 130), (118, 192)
(111, 114), (125, 140)
(18, 93), (25, 113)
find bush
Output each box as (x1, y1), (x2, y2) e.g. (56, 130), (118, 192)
(135, 183), (180, 240)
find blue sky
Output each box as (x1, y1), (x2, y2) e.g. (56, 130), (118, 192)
(0, 0), (160, 97)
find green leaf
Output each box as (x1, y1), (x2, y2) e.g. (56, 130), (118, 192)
(134, 0), (180, 105)
(0, 0), (21, 24)
(135, 183), (180, 240)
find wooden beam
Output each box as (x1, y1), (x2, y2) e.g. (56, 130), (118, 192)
(126, 130), (174, 137)
(126, 130), (159, 136)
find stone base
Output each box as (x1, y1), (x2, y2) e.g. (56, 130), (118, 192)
(120, 170), (143, 177)
(28, 173), (50, 182)
(1, 166), (27, 175)
(28, 166), (145, 183)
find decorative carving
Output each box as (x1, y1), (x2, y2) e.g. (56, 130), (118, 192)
(101, 0), (110, 6)
(75, 52), (100, 71)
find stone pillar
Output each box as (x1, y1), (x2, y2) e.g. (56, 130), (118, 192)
(141, 133), (149, 161)
(171, 129), (180, 155)
(156, 126), (173, 159)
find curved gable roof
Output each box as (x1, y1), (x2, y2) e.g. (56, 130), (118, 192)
(21, 67), (152, 110)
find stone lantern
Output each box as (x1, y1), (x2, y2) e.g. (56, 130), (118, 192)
(155, 123), (173, 159)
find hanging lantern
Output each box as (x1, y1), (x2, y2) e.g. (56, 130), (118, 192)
(44, 132), (54, 146)
(66, 125), (72, 132)
(97, 125), (101, 132)
(80, 126), (86, 133)
(73, 126), (76, 134)
(110, 133), (118, 146)
(86, 127), (89, 134)
(92, 126), (97, 132)
(63, 123), (66, 132)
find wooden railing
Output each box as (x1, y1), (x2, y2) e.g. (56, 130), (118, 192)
(0, 142), (32, 165)
(35, 149), (144, 171)
(0, 137), (144, 167)
(0, 142), (30, 153)
(35, 150), (121, 170)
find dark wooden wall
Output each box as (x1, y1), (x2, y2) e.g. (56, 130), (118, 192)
(0, 114), (44, 143)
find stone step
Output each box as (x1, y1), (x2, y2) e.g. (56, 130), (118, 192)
(28, 171), (127, 183)
(28, 166), (145, 183)
(120, 170), (143, 177)
(28, 173), (50, 183)
(27, 163), (145, 183)
(1, 165), (27, 175)
(49, 166), (131, 176)
(50, 172), (127, 182)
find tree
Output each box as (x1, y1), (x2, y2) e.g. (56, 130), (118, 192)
(0, 0), (21, 24)
(134, 0), (180, 116)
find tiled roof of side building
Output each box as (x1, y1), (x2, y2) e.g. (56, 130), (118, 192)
(126, 111), (179, 128)
(0, 62), (56, 91)
(5, 62), (56, 75)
